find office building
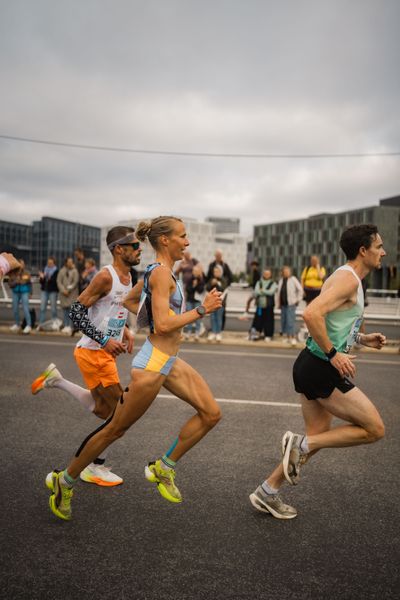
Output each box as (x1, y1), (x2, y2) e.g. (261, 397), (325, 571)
(0, 220), (32, 266)
(253, 197), (400, 288)
(205, 217), (240, 234)
(31, 217), (100, 270)
(101, 218), (247, 277)
(0, 217), (100, 271)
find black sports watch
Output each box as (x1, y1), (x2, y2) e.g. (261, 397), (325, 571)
(325, 347), (337, 360)
(196, 305), (206, 318)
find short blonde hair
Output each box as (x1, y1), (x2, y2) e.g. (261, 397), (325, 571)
(136, 216), (183, 249)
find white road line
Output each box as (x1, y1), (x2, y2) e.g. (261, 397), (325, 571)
(157, 394), (301, 408)
(0, 337), (398, 365)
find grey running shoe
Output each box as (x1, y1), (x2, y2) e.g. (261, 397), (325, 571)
(249, 486), (297, 520)
(282, 431), (307, 486)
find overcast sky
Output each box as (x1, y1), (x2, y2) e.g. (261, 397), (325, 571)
(0, 0), (399, 235)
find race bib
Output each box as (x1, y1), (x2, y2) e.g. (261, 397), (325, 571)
(105, 317), (126, 340)
(345, 316), (363, 352)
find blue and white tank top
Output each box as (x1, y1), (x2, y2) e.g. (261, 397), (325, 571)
(136, 263), (185, 333)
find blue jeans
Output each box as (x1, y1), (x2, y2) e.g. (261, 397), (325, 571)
(185, 300), (201, 334)
(210, 307), (224, 333)
(63, 307), (73, 327)
(281, 305), (296, 336)
(12, 291), (31, 327)
(39, 291), (58, 323)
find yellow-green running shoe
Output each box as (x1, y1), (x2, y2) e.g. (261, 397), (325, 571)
(144, 460), (182, 503)
(48, 470), (73, 520)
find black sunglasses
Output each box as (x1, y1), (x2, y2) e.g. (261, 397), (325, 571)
(120, 242), (140, 250)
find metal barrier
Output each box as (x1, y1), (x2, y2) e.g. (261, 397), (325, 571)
(0, 296), (398, 323)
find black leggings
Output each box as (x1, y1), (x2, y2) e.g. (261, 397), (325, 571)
(252, 307), (274, 337)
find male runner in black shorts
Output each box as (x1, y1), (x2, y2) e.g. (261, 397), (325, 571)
(250, 224), (387, 519)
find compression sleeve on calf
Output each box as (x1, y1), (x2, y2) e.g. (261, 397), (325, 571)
(69, 301), (110, 347)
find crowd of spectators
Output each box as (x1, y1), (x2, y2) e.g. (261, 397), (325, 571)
(245, 254), (326, 344)
(3, 247), (327, 345)
(5, 248), (98, 336)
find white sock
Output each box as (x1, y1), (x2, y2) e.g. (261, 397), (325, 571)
(300, 436), (309, 454)
(53, 378), (95, 412)
(262, 481), (279, 495)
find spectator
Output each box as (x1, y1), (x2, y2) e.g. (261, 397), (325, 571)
(301, 255), (326, 305)
(206, 249), (233, 331)
(242, 260), (261, 317)
(249, 260), (261, 289)
(206, 265), (226, 342)
(175, 250), (199, 288)
(57, 257), (79, 335)
(8, 259), (33, 334)
(250, 269), (277, 342)
(37, 256), (59, 330)
(74, 247), (86, 293)
(81, 258), (98, 291)
(276, 266), (303, 345)
(184, 263), (205, 341)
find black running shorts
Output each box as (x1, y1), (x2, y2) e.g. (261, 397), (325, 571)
(293, 348), (355, 400)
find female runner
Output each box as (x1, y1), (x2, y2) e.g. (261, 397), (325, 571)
(48, 216), (223, 519)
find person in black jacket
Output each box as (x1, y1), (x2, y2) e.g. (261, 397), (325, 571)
(37, 256), (59, 328)
(206, 250), (233, 331)
(183, 264), (205, 341)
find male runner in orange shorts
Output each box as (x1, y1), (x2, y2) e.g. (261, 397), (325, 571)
(31, 226), (141, 486)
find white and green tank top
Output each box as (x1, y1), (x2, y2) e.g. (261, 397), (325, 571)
(306, 265), (364, 361)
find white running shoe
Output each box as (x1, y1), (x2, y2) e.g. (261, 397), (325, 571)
(216, 333), (222, 342)
(80, 463), (123, 487)
(249, 486), (297, 519)
(61, 326), (72, 335)
(10, 324), (20, 332)
(22, 325), (32, 334)
(208, 332), (216, 341)
(31, 363), (62, 394)
(264, 337), (272, 342)
(282, 431), (307, 485)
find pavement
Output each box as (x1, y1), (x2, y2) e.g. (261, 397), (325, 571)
(1, 333), (399, 600)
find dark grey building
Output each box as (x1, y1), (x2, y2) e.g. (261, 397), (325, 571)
(0, 220), (32, 266)
(32, 217), (100, 271)
(253, 197), (400, 289)
(0, 217), (100, 271)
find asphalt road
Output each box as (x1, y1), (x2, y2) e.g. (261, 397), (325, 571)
(1, 335), (399, 600)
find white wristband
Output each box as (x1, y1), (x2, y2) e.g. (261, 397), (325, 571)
(355, 333), (362, 345)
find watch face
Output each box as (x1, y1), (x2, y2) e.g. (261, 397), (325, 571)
(197, 305), (206, 316)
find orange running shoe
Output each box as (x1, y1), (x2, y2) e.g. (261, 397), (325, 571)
(31, 363), (62, 395)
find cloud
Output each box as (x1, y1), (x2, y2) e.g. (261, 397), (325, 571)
(0, 0), (399, 235)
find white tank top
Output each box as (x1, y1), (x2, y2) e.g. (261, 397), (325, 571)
(76, 265), (132, 351)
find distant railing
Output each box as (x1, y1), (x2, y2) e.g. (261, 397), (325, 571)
(1, 279), (399, 322)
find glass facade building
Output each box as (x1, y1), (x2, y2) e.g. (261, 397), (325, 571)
(0, 220), (32, 266)
(0, 217), (100, 271)
(253, 200), (400, 289)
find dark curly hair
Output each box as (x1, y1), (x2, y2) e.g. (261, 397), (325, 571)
(339, 224), (378, 260)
